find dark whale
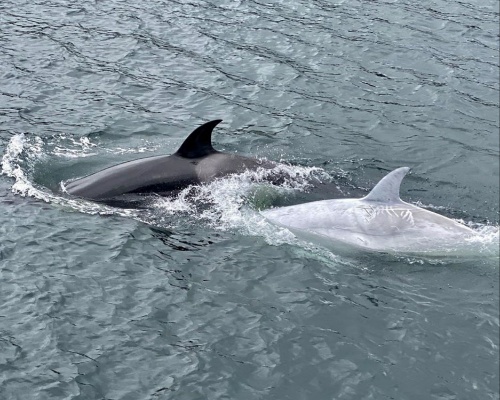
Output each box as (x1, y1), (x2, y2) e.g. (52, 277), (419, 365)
(64, 120), (275, 203)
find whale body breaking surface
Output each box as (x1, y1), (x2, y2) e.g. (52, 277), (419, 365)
(261, 167), (489, 256)
(64, 120), (275, 203)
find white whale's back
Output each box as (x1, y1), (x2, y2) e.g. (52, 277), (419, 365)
(261, 167), (482, 256)
(262, 198), (476, 254)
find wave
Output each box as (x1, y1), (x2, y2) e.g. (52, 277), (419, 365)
(1, 132), (324, 224)
(2, 133), (498, 262)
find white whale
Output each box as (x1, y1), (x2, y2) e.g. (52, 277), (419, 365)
(261, 167), (483, 256)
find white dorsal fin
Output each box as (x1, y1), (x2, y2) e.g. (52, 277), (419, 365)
(363, 167), (410, 203)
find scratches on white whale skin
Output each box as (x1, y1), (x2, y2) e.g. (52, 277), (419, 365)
(262, 167), (498, 257)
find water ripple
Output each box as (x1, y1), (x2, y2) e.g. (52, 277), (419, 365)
(0, 0), (498, 399)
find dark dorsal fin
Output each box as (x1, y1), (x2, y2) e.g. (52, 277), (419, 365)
(175, 119), (222, 158)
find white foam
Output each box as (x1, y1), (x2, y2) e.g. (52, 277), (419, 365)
(151, 164), (324, 223)
(2, 133), (498, 261)
(1, 133), (42, 199)
(1, 133), (138, 217)
(1, 134), (327, 234)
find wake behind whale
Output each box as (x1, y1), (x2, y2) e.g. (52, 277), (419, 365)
(2, 124), (497, 260)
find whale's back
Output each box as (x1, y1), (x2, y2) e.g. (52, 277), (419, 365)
(263, 199), (475, 254)
(262, 167), (478, 255)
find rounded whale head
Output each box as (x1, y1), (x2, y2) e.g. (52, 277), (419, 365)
(262, 167), (482, 256)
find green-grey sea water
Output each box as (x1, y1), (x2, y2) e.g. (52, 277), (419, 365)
(1, 1), (499, 399)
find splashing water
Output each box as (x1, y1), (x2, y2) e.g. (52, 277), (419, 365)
(2, 133), (140, 218)
(2, 133), (498, 261)
(1, 133), (326, 229)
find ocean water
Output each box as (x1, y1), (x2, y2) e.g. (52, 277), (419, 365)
(1, 0), (499, 399)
